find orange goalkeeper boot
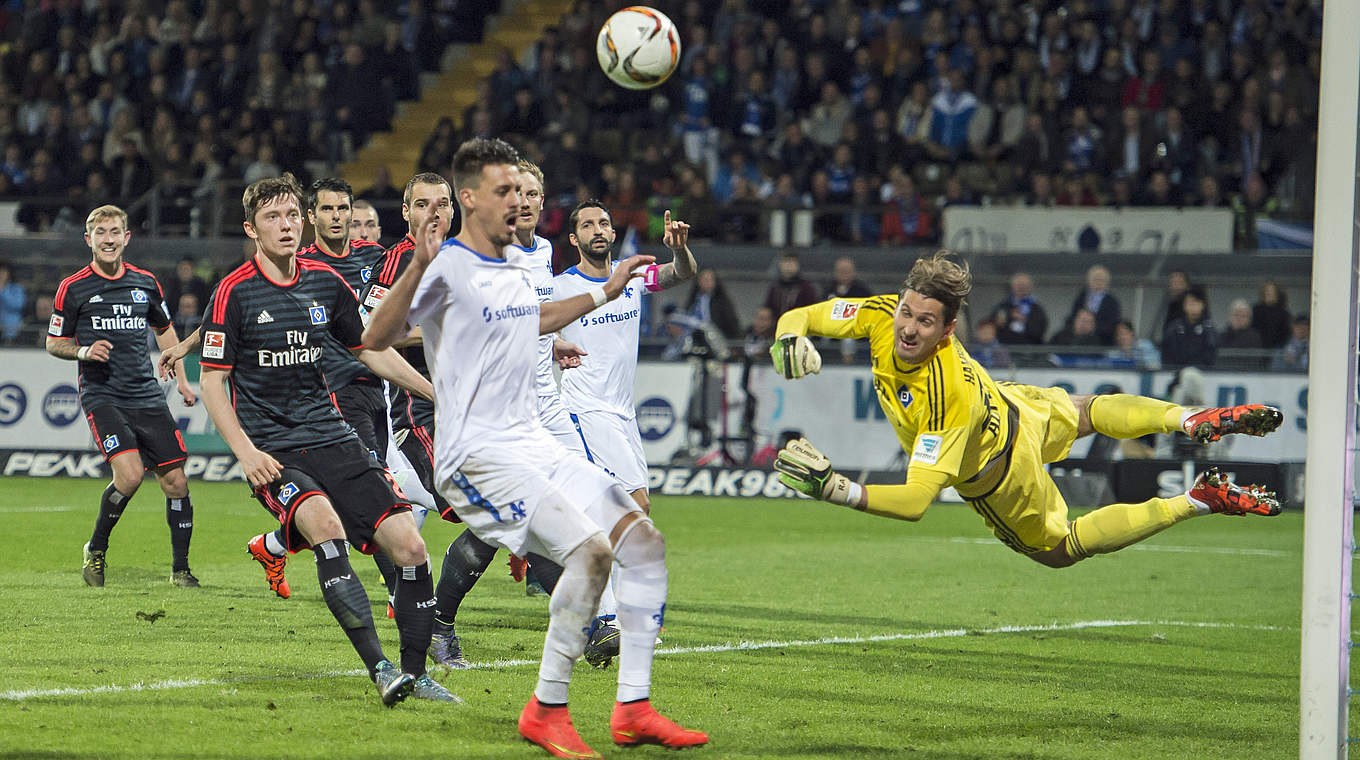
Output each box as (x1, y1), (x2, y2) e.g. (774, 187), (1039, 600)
(1183, 404), (1283, 444)
(1188, 467), (1283, 516)
(246, 534), (290, 598)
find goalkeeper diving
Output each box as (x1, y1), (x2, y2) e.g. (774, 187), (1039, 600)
(770, 251), (1283, 568)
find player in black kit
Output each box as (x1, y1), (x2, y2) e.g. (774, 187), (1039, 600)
(48, 204), (201, 588)
(198, 174), (457, 706)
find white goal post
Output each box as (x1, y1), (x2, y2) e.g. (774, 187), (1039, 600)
(1299, 3), (1360, 758)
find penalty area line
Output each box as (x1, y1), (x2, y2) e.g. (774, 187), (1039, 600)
(0, 619), (1288, 701)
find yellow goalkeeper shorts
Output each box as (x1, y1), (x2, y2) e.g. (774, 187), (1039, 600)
(954, 384), (1080, 554)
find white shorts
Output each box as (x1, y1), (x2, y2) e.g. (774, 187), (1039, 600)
(539, 394), (586, 456)
(569, 409), (648, 493)
(385, 431), (435, 514)
(434, 430), (640, 561)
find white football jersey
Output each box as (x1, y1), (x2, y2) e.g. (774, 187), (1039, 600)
(408, 238), (544, 482)
(513, 234), (560, 398)
(552, 259), (660, 417)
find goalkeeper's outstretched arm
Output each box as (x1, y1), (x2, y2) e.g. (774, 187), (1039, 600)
(770, 299), (873, 380)
(774, 437), (947, 521)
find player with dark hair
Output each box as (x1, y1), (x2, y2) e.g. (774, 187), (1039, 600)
(241, 177), (400, 607)
(49, 204), (201, 588)
(380, 162), (576, 670)
(351, 199), (382, 243)
(198, 173), (455, 705)
(551, 198), (698, 666)
(771, 250), (1284, 568)
(364, 138), (706, 756)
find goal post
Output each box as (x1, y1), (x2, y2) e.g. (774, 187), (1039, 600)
(1299, 4), (1360, 758)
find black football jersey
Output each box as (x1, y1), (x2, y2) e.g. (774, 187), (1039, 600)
(199, 256), (364, 452)
(51, 263), (173, 411)
(297, 239), (386, 389)
(360, 234), (434, 431)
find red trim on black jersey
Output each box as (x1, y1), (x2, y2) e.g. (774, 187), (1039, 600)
(54, 266), (94, 310)
(124, 263), (165, 298)
(89, 263), (126, 281)
(378, 236), (415, 285)
(255, 256), (301, 287)
(198, 361), (233, 370)
(211, 261), (259, 323)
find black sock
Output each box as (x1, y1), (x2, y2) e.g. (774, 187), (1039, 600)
(432, 529), (498, 635)
(313, 539), (385, 675)
(166, 496), (193, 572)
(89, 484), (131, 553)
(373, 550), (398, 595)
(525, 553), (563, 595)
(393, 562), (434, 676)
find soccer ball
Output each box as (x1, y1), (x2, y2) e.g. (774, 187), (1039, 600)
(596, 6), (682, 90)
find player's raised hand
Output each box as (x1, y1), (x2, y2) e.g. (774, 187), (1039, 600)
(604, 254), (656, 299)
(411, 201), (447, 267)
(553, 337), (587, 369)
(770, 334), (822, 379)
(239, 445), (283, 489)
(662, 209), (689, 251)
(81, 338), (113, 363)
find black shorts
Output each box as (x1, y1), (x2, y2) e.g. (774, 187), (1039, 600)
(86, 403), (187, 470)
(253, 437), (411, 554)
(396, 422), (453, 519)
(332, 381), (388, 465)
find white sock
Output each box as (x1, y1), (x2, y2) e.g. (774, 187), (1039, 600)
(535, 543), (606, 705)
(263, 531), (287, 557)
(613, 526), (667, 703)
(596, 564), (620, 619)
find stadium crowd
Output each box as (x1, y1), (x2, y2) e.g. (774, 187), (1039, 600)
(0, 0), (1319, 371)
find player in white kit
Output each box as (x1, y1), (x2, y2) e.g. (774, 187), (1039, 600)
(424, 160), (580, 669)
(550, 200), (698, 666)
(362, 138), (706, 757)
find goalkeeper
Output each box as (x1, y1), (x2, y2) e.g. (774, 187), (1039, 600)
(769, 251), (1284, 568)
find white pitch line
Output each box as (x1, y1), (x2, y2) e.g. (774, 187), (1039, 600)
(0, 619), (1290, 701)
(0, 505), (80, 513)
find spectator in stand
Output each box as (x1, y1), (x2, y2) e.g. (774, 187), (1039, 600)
(1162, 285), (1217, 368)
(965, 318), (1011, 369)
(1049, 308), (1102, 347)
(1219, 299), (1263, 350)
(824, 256), (872, 301)
(163, 256), (210, 318)
(684, 268), (742, 341)
(1160, 270), (1190, 333)
(174, 292), (202, 339)
(28, 292), (55, 348)
(1232, 172), (1279, 250)
(1135, 170), (1181, 206)
(1066, 264), (1121, 345)
(879, 166), (934, 244)
(1252, 280), (1293, 350)
(1107, 106), (1156, 187)
(0, 261), (26, 344)
(1194, 175), (1226, 207)
(763, 252), (819, 320)
(924, 68), (978, 161)
(990, 272), (1049, 346)
(1108, 320), (1161, 369)
(1272, 315), (1310, 371)
(1121, 49), (1165, 111)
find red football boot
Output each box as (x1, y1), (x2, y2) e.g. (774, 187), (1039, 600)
(519, 696), (601, 759)
(610, 699), (708, 749)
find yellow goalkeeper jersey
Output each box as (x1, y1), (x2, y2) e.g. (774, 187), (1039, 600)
(776, 294), (1014, 487)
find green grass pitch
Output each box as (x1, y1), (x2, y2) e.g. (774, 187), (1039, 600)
(0, 476), (1318, 758)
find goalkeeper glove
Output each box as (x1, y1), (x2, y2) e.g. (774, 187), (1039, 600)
(769, 334), (822, 379)
(773, 437), (864, 508)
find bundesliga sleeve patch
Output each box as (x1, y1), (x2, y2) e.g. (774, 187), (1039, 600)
(202, 331), (226, 360)
(48, 314), (64, 336)
(911, 434), (943, 466)
(830, 301), (860, 320)
(363, 285), (388, 310)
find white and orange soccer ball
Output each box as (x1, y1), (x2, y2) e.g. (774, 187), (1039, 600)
(596, 6), (682, 90)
